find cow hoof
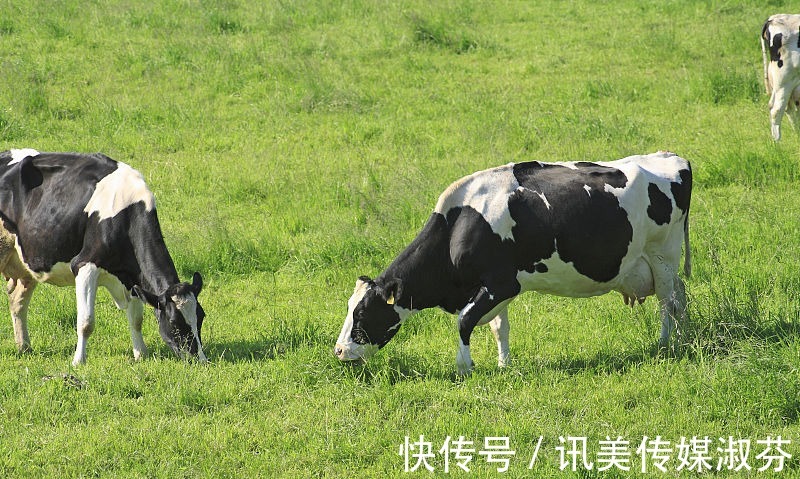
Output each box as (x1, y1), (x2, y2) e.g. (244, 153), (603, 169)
(72, 355), (87, 367)
(16, 343), (32, 354)
(456, 360), (474, 377)
(497, 355), (510, 368)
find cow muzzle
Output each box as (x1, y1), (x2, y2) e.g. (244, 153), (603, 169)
(334, 342), (374, 363)
(334, 343), (359, 361)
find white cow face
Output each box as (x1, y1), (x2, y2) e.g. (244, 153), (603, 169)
(334, 277), (403, 362)
(133, 272), (206, 361)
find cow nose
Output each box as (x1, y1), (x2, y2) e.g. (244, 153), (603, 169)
(334, 346), (344, 358)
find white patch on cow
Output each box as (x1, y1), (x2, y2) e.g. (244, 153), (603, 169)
(23, 257), (75, 286)
(171, 293), (207, 362)
(605, 152), (678, 177)
(516, 254), (616, 298)
(536, 192), (551, 210)
(8, 148), (40, 165)
(583, 184), (591, 196)
(84, 162), (155, 220)
(387, 304), (415, 332)
(335, 279), (376, 361)
(435, 163), (519, 241)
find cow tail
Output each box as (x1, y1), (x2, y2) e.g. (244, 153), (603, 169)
(761, 19), (771, 94)
(682, 213), (691, 278)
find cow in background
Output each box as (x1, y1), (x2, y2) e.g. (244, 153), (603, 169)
(762, 14), (800, 140)
(0, 149), (206, 366)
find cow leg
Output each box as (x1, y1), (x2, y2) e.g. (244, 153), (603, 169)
(456, 285), (514, 376)
(73, 263), (100, 366)
(488, 308), (510, 367)
(7, 276), (36, 353)
(101, 275), (148, 361)
(769, 85), (791, 141)
(785, 86), (800, 131)
(126, 299), (146, 361)
(651, 259), (687, 348)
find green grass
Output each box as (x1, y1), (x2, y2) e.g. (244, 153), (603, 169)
(0, 0), (798, 477)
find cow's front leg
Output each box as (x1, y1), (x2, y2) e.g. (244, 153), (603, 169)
(73, 263), (100, 366)
(126, 299), (147, 361)
(489, 308), (510, 367)
(456, 286), (513, 376)
(8, 276), (36, 353)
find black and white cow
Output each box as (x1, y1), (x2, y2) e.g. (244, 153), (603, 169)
(762, 14), (800, 140)
(0, 149), (206, 366)
(335, 152), (691, 375)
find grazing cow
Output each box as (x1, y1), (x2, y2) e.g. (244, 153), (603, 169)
(761, 14), (800, 140)
(335, 152), (691, 375)
(0, 149), (206, 366)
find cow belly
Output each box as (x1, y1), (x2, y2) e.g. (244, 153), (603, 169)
(32, 262), (75, 286)
(515, 257), (617, 298)
(515, 253), (655, 300)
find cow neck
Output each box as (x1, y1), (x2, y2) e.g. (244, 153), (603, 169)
(130, 208), (180, 295)
(376, 213), (453, 312)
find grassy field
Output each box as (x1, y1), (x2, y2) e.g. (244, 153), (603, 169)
(0, 0), (798, 477)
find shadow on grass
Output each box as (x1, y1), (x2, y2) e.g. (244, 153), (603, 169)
(545, 345), (663, 376)
(676, 284), (800, 360)
(332, 353), (460, 385)
(203, 338), (311, 363)
(549, 283), (800, 376)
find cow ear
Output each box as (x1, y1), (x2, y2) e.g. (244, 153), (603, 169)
(191, 272), (203, 296)
(132, 285), (159, 308)
(382, 279), (402, 306)
(19, 156), (43, 190)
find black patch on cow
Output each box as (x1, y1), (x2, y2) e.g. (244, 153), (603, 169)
(670, 168), (692, 214)
(534, 263), (548, 273)
(771, 32), (784, 68)
(647, 183), (672, 225)
(350, 279), (403, 348)
(510, 161), (632, 283)
(445, 206), (521, 299)
(19, 156), (43, 190)
(378, 213), (469, 314)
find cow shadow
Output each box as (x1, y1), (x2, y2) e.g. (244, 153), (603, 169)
(542, 346), (661, 376)
(195, 339), (295, 363)
(542, 316), (800, 376)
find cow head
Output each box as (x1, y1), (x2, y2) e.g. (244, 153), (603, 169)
(335, 276), (407, 362)
(133, 272), (206, 361)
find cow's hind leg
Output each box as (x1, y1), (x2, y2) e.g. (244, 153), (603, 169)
(785, 86), (800, 132)
(652, 259), (687, 348)
(489, 308), (510, 368)
(456, 285), (514, 376)
(770, 85), (791, 141)
(8, 276), (36, 353)
(73, 263), (100, 366)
